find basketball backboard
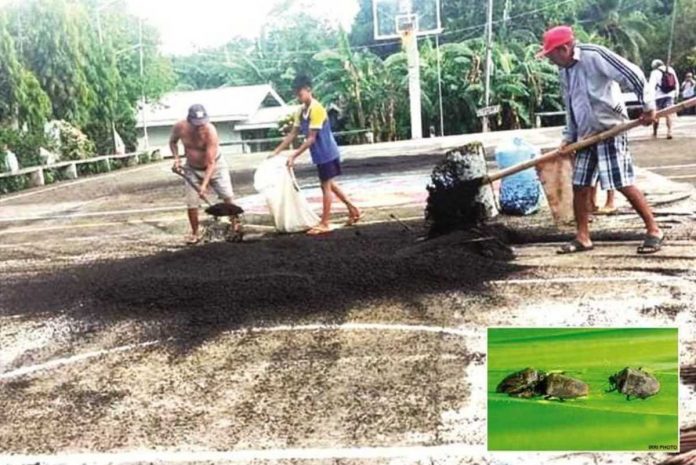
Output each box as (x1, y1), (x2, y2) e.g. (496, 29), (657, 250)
(372, 0), (442, 40)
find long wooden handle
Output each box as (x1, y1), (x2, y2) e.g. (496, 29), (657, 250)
(484, 97), (696, 184)
(172, 166), (213, 206)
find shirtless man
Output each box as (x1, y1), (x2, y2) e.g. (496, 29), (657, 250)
(170, 104), (237, 244)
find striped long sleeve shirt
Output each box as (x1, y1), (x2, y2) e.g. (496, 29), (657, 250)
(560, 44), (655, 143)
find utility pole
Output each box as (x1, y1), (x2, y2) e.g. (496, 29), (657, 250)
(667, 0), (678, 65)
(482, 0), (494, 133)
(139, 16), (149, 150)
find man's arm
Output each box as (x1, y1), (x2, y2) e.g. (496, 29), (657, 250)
(169, 123), (182, 169)
(588, 45), (656, 123)
(286, 130), (318, 168)
(271, 126), (299, 156)
(560, 70), (577, 145)
(199, 124), (219, 193)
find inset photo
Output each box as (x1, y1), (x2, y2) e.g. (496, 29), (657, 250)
(487, 327), (679, 452)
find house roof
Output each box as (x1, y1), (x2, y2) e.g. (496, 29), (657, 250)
(235, 105), (299, 131)
(136, 84), (288, 128)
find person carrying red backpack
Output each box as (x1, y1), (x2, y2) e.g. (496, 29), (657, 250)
(648, 59), (680, 139)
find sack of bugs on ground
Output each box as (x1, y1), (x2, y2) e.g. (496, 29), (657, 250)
(425, 142), (497, 237)
(254, 156), (320, 233)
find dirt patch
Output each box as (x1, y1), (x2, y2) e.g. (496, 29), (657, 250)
(0, 222), (521, 355)
(640, 303), (689, 319)
(683, 365), (696, 388)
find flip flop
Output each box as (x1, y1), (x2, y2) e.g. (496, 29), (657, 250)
(595, 206), (619, 215)
(185, 234), (201, 245)
(307, 225), (332, 236)
(637, 233), (665, 254)
(557, 239), (594, 255)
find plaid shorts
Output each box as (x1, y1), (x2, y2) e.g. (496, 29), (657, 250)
(572, 133), (634, 190)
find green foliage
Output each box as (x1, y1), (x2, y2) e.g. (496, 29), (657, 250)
(138, 152), (151, 164)
(51, 120), (96, 161)
(0, 13), (52, 132)
(0, 0), (173, 159)
(173, 11), (338, 101)
(77, 159), (110, 176)
(0, 172), (29, 194)
(578, 0), (655, 65)
(0, 0), (688, 161)
(43, 166), (74, 185)
(12, 0), (93, 125)
(0, 126), (46, 167)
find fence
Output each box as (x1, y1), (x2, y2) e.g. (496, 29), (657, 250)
(0, 151), (162, 194)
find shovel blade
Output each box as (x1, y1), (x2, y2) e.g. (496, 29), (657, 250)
(205, 202), (244, 217)
(535, 154), (575, 226)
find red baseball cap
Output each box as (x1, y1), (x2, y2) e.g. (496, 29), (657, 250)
(536, 25), (575, 58)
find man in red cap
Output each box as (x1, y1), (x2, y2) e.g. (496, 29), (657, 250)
(538, 25), (664, 254)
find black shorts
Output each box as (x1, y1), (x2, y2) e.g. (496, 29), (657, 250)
(317, 158), (342, 182)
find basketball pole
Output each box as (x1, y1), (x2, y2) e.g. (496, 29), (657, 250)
(403, 30), (423, 139)
(436, 34), (445, 137)
(482, 0), (494, 133)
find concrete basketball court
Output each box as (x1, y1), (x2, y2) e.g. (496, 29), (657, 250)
(1, 121), (696, 465)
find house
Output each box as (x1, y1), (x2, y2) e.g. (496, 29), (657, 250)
(136, 84), (298, 154)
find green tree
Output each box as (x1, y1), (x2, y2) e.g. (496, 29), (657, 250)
(91, 0), (175, 150)
(578, 0), (655, 65)
(0, 13), (51, 132)
(10, 0), (94, 125)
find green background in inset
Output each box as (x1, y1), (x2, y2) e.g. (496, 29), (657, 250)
(487, 328), (679, 451)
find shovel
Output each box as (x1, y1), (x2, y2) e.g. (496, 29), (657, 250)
(172, 166), (244, 217)
(484, 97), (696, 224)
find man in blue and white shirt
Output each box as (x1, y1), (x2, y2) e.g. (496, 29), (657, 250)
(537, 25), (664, 254)
(648, 59), (679, 139)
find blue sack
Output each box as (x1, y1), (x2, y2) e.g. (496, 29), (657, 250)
(495, 138), (542, 215)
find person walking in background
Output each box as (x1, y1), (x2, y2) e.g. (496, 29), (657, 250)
(648, 59), (679, 139)
(681, 72), (695, 115)
(1, 144), (20, 174)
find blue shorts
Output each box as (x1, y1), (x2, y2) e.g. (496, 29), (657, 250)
(317, 158), (342, 182)
(573, 133), (634, 190)
(656, 96), (674, 110)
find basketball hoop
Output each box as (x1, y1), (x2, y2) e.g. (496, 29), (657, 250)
(396, 13), (418, 47)
(373, 0), (442, 40)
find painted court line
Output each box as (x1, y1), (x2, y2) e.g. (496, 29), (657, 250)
(0, 218), (181, 236)
(642, 162), (696, 171)
(0, 340), (160, 381)
(489, 276), (690, 285)
(0, 443), (485, 464)
(0, 323), (472, 383)
(0, 205), (183, 223)
(241, 322), (477, 339)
